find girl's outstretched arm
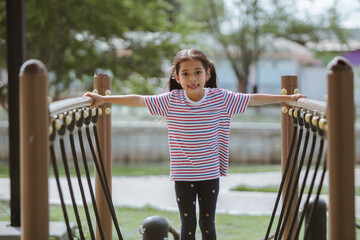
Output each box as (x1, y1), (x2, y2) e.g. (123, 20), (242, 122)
(83, 92), (146, 108)
(248, 93), (306, 106)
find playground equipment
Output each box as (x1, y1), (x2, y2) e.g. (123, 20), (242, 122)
(16, 56), (355, 239)
(139, 215), (179, 240)
(262, 56), (354, 240)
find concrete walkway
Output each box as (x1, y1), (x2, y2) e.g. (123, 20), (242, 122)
(1, 170), (359, 216)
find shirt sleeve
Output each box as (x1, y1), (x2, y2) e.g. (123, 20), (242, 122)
(144, 92), (170, 117)
(223, 89), (251, 116)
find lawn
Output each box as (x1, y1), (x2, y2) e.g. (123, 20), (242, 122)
(3, 200), (360, 239)
(0, 200), (280, 240)
(0, 163), (285, 239)
(0, 162), (283, 178)
(1, 163), (359, 239)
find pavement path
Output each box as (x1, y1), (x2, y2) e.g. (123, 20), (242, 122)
(1, 170), (360, 216)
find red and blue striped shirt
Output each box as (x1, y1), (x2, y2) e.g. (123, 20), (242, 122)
(144, 88), (250, 181)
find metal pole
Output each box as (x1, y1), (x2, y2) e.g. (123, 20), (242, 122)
(94, 73), (112, 240)
(19, 60), (49, 239)
(281, 75), (298, 239)
(6, 0), (26, 227)
(327, 56), (355, 240)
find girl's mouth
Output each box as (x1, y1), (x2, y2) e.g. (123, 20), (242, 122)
(188, 84), (199, 89)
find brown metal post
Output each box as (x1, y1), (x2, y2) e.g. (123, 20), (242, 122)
(94, 73), (112, 240)
(327, 57), (355, 240)
(19, 60), (49, 239)
(281, 75), (298, 239)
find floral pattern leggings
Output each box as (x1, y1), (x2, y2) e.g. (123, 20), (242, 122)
(174, 178), (219, 240)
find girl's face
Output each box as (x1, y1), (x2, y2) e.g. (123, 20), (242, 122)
(175, 59), (210, 102)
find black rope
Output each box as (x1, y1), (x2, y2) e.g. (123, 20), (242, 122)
(304, 126), (327, 239)
(93, 125), (114, 211)
(287, 116), (319, 239)
(68, 124), (96, 240)
(50, 142), (73, 240)
(85, 126), (123, 240)
(76, 111), (106, 240)
(84, 109), (123, 240)
(294, 130), (325, 239)
(264, 109), (298, 240)
(59, 135), (86, 240)
(274, 111), (304, 240)
(277, 111), (310, 239)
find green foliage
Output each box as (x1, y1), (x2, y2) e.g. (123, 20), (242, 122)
(314, 51), (341, 65)
(0, 0), (185, 99)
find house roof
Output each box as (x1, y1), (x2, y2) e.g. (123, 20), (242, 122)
(306, 39), (360, 52)
(261, 37), (320, 64)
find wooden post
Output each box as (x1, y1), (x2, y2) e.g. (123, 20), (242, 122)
(327, 56), (355, 240)
(94, 73), (112, 240)
(281, 75), (298, 239)
(19, 60), (49, 239)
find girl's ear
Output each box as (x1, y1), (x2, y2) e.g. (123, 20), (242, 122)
(206, 68), (211, 81)
(174, 73), (180, 83)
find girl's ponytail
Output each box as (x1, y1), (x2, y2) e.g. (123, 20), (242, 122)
(205, 61), (218, 88)
(168, 66), (182, 91)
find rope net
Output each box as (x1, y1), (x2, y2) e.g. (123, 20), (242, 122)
(264, 108), (327, 240)
(49, 107), (123, 240)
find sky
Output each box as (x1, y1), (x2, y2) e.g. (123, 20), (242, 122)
(296, 0), (360, 28)
(225, 0), (360, 29)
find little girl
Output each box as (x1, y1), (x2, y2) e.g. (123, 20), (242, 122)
(84, 49), (305, 240)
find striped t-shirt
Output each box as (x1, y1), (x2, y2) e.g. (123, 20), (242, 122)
(144, 88), (250, 181)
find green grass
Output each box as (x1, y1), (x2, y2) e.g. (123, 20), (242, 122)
(231, 184), (360, 196)
(0, 163), (170, 178)
(228, 164), (282, 173)
(0, 162), (282, 178)
(232, 185), (280, 193)
(0, 200), (279, 240)
(49, 164), (171, 178)
(231, 184), (330, 195)
(9, 200), (360, 239)
(0, 162), (8, 178)
(4, 200), (360, 239)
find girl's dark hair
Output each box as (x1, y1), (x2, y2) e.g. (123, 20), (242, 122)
(168, 49), (218, 91)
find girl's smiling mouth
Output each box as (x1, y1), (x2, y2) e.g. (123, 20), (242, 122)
(188, 84), (199, 89)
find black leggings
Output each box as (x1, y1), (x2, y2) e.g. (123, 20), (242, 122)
(174, 178), (219, 240)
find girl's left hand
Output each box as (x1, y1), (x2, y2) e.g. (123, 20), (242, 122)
(290, 93), (307, 101)
(83, 92), (105, 108)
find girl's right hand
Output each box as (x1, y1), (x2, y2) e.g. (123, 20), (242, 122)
(83, 92), (105, 108)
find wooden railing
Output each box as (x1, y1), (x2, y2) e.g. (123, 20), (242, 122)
(280, 56), (355, 240)
(19, 59), (113, 239)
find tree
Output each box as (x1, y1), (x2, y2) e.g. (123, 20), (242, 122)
(177, 0), (347, 93)
(0, 0), (185, 99)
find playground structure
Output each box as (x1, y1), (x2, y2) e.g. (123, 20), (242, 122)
(16, 56), (355, 239)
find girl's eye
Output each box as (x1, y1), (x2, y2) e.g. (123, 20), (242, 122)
(196, 71), (202, 74)
(182, 73), (188, 76)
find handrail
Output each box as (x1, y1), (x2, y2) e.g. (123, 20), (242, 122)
(49, 96), (93, 116)
(285, 98), (327, 114)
